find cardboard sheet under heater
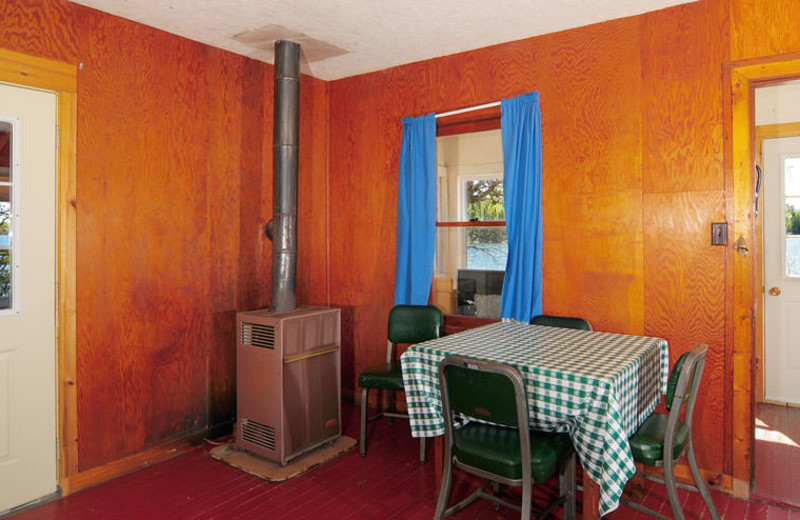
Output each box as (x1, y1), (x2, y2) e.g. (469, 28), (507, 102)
(235, 307), (341, 466)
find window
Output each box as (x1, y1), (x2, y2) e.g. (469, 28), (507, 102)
(433, 129), (506, 318)
(0, 117), (18, 314)
(784, 156), (800, 277)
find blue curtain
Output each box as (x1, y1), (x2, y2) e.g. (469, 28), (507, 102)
(394, 113), (437, 305)
(500, 92), (543, 322)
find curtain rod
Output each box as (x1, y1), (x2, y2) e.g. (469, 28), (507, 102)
(435, 100), (500, 119)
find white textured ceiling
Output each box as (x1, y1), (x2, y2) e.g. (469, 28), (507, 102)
(67, 0), (696, 80)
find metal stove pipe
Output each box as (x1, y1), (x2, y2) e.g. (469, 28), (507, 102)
(268, 40), (300, 313)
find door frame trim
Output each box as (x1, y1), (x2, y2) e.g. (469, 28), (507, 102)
(0, 47), (78, 492)
(726, 52), (800, 498)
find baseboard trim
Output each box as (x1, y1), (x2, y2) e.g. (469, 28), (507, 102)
(638, 462), (733, 495)
(60, 421), (233, 495)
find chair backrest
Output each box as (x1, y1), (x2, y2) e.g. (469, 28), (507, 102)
(438, 356), (529, 430)
(530, 314), (593, 331)
(660, 344), (709, 467)
(666, 344), (708, 424)
(438, 356), (532, 493)
(387, 305), (444, 344)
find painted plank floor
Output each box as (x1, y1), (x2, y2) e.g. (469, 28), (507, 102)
(7, 402), (800, 519)
(752, 403), (800, 510)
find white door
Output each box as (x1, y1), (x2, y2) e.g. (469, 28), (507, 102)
(763, 136), (800, 405)
(0, 83), (58, 512)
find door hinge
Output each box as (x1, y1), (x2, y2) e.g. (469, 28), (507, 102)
(55, 125), (60, 150)
(56, 438), (60, 461)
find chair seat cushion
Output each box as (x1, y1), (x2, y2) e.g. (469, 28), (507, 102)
(629, 413), (689, 466)
(453, 423), (573, 482)
(358, 362), (405, 391)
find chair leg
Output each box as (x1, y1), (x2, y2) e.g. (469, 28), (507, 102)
(419, 436), (427, 464)
(387, 390), (394, 425)
(521, 472), (532, 520)
(559, 452), (576, 520)
(433, 453), (454, 520)
(664, 462), (685, 520)
(360, 387), (369, 457)
(687, 442), (720, 520)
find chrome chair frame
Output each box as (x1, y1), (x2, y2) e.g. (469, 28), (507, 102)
(621, 343), (720, 520)
(359, 305), (443, 464)
(435, 355), (576, 520)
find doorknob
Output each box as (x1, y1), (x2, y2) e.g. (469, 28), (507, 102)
(769, 286), (782, 296)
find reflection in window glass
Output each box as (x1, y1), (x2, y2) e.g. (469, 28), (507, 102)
(785, 157), (800, 277)
(467, 227), (507, 271)
(436, 226), (506, 318)
(1, 119), (13, 310)
(464, 178), (507, 271)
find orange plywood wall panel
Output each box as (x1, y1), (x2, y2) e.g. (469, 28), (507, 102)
(296, 77), (330, 307)
(327, 73), (400, 389)
(644, 191), (727, 474)
(0, 0), (79, 63)
(536, 18), (645, 334)
(641, 1), (729, 475)
(205, 48), (246, 427)
(642, 1), (727, 196)
(236, 58), (272, 312)
(731, 0), (800, 61)
(76, 12), (220, 470)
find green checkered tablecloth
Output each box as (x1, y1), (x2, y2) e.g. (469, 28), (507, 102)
(400, 320), (669, 517)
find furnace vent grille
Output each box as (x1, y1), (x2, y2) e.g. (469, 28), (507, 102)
(241, 322), (275, 349)
(241, 419), (276, 452)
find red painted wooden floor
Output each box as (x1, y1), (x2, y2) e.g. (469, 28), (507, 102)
(752, 403), (800, 510)
(7, 402), (800, 519)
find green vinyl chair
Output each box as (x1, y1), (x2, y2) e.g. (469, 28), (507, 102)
(621, 343), (720, 520)
(530, 314), (593, 331)
(358, 304), (443, 464)
(435, 356), (576, 520)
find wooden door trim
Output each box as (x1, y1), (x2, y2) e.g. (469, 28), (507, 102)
(0, 47), (78, 492)
(726, 52), (800, 499)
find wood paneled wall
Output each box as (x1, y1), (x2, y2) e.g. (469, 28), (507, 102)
(327, 0), (800, 481)
(3, 0), (800, 491)
(0, 0), (329, 473)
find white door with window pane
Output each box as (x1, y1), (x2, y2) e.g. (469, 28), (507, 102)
(0, 83), (58, 512)
(764, 136), (800, 405)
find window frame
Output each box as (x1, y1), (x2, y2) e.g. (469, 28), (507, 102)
(433, 110), (505, 319)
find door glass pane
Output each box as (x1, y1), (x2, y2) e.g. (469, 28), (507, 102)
(784, 156), (800, 277)
(0, 121), (9, 183)
(1, 120), (12, 310)
(0, 250), (10, 309)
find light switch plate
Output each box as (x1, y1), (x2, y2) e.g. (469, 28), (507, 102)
(712, 222), (728, 246)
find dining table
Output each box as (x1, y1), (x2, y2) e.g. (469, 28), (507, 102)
(400, 320), (669, 518)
